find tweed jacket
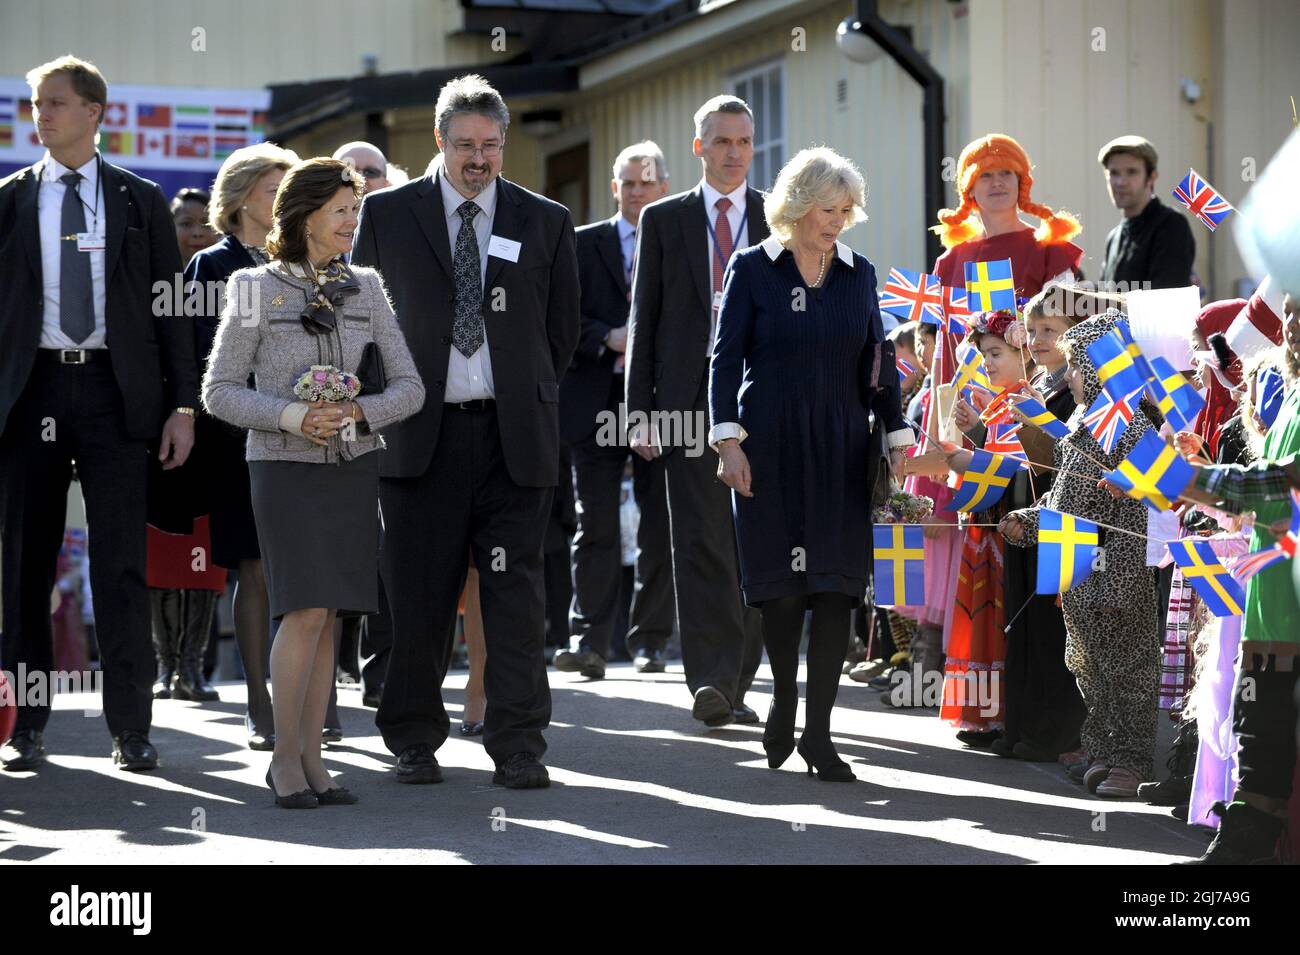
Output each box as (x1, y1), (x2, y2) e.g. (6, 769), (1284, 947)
(201, 261), (425, 464)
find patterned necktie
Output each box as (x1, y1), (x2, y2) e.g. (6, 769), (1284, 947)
(711, 197), (734, 295)
(59, 171), (95, 344)
(452, 201), (484, 358)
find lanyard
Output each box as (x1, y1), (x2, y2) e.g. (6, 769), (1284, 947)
(40, 152), (103, 234)
(704, 199), (748, 275)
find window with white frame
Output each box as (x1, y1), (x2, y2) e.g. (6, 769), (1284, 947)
(731, 61), (784, 191)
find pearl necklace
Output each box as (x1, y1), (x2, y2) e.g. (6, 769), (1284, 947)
(813, 251), (827, 287)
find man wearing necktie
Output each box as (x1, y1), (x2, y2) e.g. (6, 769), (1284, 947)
(558, 142), (673, 679)
(352, 75), (579, 789)
(624, 95), (767, 726)
(0, 57), (198, 773)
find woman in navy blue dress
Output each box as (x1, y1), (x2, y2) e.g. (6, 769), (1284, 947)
(709, 147), (913, 781)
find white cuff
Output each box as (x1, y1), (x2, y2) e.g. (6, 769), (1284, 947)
(279, 401), (310, 436)
(887, 427), (916, 450)
(709, 422), (747, 451)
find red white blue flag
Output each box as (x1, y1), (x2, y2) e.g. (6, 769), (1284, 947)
(1172, 168), (1233, 232)
(881, 267), (944, 326)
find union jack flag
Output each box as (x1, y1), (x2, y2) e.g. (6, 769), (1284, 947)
(1233, 488), (1300, 584)
(942, 285), (972, 335)
(1083, 384), (1144, 453)
(881, 267), (944, 326)
(985, 420), (1029, 469)
(897, 357), (917, 383)
(1172, 168), (1233, 232)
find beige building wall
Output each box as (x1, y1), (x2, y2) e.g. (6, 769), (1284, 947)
(0, 0), (475, 88)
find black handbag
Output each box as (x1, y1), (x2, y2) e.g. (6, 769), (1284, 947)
(357, 341), (386, 394)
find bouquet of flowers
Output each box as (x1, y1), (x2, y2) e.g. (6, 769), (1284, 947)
(292, 364), (361, 403)
(873, 488), (934, 526)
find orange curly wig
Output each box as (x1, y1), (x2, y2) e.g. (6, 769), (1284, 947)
(932, 134), (1081, 250)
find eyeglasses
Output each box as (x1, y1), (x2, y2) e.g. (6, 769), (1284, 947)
(450, 142), (503, 158)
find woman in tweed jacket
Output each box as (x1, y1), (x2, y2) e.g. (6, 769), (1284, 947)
(203, 158), (424, 807)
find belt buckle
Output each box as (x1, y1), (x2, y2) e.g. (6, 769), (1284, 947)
(60, 349), (87, 365)
(457, 399), (477, 410)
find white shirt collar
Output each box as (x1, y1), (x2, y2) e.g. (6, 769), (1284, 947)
(759, 235), (855, 268)
(41, 149), (100, 189)
(701, 178), (747, 213)
(439, 170), (497, 222)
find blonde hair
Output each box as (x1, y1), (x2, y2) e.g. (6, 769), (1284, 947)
(26, 55), (107, 126)
(209, 142), (301, 235)
(765, 147), (867, 244)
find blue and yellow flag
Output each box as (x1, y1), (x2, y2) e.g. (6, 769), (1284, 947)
(951, 448), (1022, 513)
(952, 341), (995, 395)
(1104, 431), (1195, 512)
(1036, 509), (1100, 594)
(1147, 355), (1206, 432)
(872, 524), (925, 607)
(1112, 319), (1155, 392)
(963, 258), (1017, 312)
(1086, 329), (1149, 406)
(1167, 539), (1246, 616)
(1013, 394), (1070, 440)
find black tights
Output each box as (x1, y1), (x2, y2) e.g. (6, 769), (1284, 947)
(761, 593), (855, 748)
(234, 559), (273, 734)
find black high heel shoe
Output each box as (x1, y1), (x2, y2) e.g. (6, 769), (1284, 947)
(246, 712), (275, 752)
(266, 768), (318, 809)
(797, 740), (856, 782)
(311, 784), (359, 806)
(762, 697), (797, 768)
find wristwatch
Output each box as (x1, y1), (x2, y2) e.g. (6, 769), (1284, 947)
(174, 407), (196, 417)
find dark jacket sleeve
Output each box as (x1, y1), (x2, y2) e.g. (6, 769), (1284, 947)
(547, 208), (581, 381)
(708, 255), (754, 431)
(574, 232), (613, 362)
(1146, 210), (1196, 289)
(624, 204), (663, 423)
(352, 194), (381, 271)
(149, 182), (197, 410)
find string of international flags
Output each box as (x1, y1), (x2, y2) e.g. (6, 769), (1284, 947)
(873, 224), (1295, 621)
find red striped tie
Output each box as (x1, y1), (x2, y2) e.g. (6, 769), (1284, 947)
(712, 197), (733, 295)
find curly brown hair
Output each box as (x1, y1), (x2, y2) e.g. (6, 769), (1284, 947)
(265, 158), (364, 264)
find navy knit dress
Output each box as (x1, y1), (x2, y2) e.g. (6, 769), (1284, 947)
(709, 239), (907, 607)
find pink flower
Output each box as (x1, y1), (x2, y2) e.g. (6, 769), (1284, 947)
(1004, 321), (1029, 349)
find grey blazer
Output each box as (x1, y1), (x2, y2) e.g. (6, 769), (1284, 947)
(201, 262), (425, 464)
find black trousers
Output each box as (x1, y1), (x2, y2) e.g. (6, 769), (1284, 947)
(569, 377), (673, 659)
(660, 381), (762, 704)
(359, 574), (392, 694)
(0, 359), (154, 737)
(1233, 662), (1299, 800)
(376, 406), (552, 764)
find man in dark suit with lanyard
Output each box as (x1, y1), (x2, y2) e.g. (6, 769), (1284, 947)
(624, 95), (765, 727)
(352, 74), (580, 789)
(0, 56), (197, 772)
(557, 141), (673, 679)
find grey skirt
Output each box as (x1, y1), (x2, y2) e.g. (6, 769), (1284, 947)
(249, 454), (380, 621)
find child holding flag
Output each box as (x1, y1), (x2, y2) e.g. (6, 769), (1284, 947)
(995, 310), (1164, 798)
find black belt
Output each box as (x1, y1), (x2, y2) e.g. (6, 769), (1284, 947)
(36, 348), (110, 365)
(444, 398), (495, 412)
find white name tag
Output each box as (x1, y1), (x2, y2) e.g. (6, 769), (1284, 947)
(712, 290), (723, 313)
(488, 235), (521, 262)
(76, 232), (106, 252)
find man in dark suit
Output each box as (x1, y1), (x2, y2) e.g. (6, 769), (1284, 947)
(624, 95), (766, 727)
(0, 56), (197, 772)
(556, 142), (673, 680)
(1097, 136), (1195, 290)
(352, 74), (579, 789)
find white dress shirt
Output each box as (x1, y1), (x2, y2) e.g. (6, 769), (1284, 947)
(38, 150), (108, 349)
(440, 172), (498, 402)
(700, 178), (748, 355)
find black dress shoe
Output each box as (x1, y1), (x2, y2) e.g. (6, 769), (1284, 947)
(732, 703), (760, 725)
(555, 648), (605, 678)
(492, 752), (550, 789)
(955, 729), (1001, 748)
(459, 721), (485, 738)
(1, 729), (46, 771)
(394, 743), (443, 784)
(691, 686), (734, 727)
(322, 726), (344, 743)
(633, 648), (666, 674)
(266, 768), (318, 809)
(245, 712), (275, 752)
(362, 685), (383, 708)
(311, 785), (359, 806)
(552, 648), (581, 671)
(112, 731), (159, 772)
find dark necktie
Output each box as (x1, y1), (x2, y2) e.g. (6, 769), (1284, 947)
(452, 201), (485, 358)
(59, 171), (95, 344)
